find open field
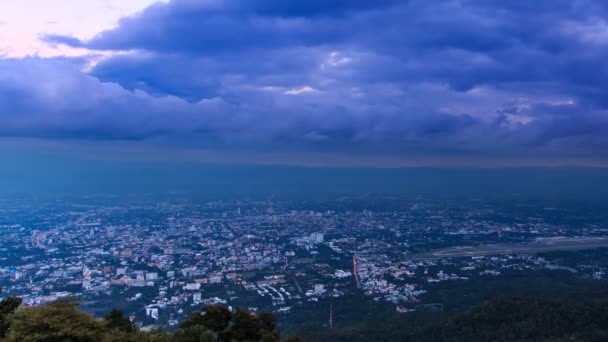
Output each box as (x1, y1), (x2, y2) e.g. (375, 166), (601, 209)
(419, 237), (608, 259)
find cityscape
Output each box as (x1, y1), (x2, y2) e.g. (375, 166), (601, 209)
(2, 194), (608, 335)
(3, 0), (608, 340)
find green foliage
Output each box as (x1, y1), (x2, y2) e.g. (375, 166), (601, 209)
(181, 306), (232, 333)
(177, 306), (279, 342)
(230, 308), (264, 342)
(0, 295), (22, 338)
(103, 309), (135, 333)
(101, 330), (153, 342)
(171, 325), (215, 342)
(414, 296), (608, 342)
(142, 328), (172, 342)
(257, 313), (276, 333)
(0, 298), (282, 342)
(284, 337), (303, 342)
(5, 298), (103, 342)
(296, 282), (608, 342)
(4, 288), (608, 342)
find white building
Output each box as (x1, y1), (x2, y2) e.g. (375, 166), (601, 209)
(334, 270), (352, 278)
(145, 306), (159, 320)
(314, 284), (325, 295)
(310, 233), (324, 243)
(146, 272), (158, 280)
(186, 283), (201, 290)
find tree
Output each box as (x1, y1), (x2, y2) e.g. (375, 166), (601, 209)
(101, 330), (152, 342)
(259, 331), (280, 342)
(230, 308), (263, 342)
(143, 328), (172, 342)
(0, 288), (22, 338)
(257, 312), (276, 333)
(258, 312), (279, 342)
(284, 337), (303, 342)
(413, 297), (608, 342)
(4, 298), (103, 342)
(0, 293), (287, 342)
(171, 325), (215, 342)
(104, 308), (135, 332)
(181, 305), (232, 333)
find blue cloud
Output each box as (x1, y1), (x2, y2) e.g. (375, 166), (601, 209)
(229, 0), (400, 17)
(41, 34), (86, 48)
(5, 0), (608, 165)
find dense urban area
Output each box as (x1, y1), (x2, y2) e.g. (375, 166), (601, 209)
(2, 194), (608, 338)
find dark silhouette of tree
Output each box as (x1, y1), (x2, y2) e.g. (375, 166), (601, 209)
(257, 312), (279, 342)
(104, 308), (135, 332)
(177, 305), (280, 341)
(230, 308), (263, 342)
(284, 337), (303, 342)
(257, 312), (276, 332)
(182, 305), (232, 333)
(0, 287), (22, 338)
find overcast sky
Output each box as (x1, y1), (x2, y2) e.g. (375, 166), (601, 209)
(1, 0), (608, 167)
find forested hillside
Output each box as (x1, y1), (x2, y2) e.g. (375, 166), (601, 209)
(298, 283), (608, 342)
(2, 285), (608, 341)
(0, 288), (294, 342)
(414, 296), (608, 341)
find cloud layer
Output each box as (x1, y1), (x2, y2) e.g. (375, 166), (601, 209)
(4, 0), (608, 165)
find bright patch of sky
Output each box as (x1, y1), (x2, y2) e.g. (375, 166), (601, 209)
(0, 0), (163, 57)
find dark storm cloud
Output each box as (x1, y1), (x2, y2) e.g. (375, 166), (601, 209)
(7, 0), (608, 163)
(228, 0), (401, 17)
(0, 57), (484, 148)
(45, 0), (608, 95)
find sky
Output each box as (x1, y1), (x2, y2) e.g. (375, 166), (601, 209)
(1, 0), (608, 168)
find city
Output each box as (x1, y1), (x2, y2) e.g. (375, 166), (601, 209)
(2, 194), (607, 335)
(3, 0), (608, 340)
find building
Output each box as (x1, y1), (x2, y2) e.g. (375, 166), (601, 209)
(310, 233), (324, 243)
